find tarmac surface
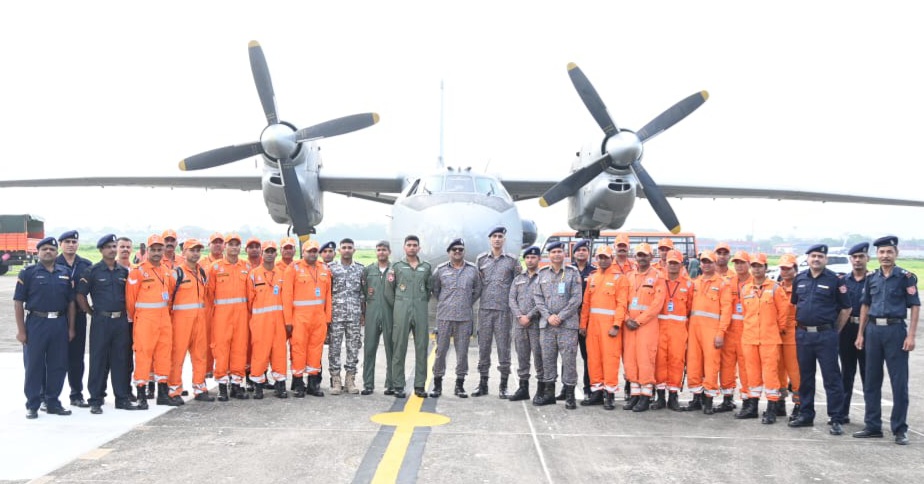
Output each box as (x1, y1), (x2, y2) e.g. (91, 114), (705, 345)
(2, 275), (924, 483)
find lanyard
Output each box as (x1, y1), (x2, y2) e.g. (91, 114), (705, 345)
(665, 278), (680, 302)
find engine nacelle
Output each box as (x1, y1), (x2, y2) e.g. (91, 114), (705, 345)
(567, 174), (637, 231)
(521, 219), (538, 249)
(260, 142), (324, 228)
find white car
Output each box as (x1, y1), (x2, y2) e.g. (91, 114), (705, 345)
(768, 254), (852, 281)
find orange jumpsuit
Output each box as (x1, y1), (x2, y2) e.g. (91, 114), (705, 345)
(777, 280), (800, 402)
(283, 259), (332, 377)
(208, 258), (251, 384)
(169, 263), (209, 397)
(126, 261), (175, 387)
(721, 274), (751, 399)
(741, 279), (787, 401)
(686, 274), (731, 397)
(579, 265), (629, 393)
(656, 275), (693, 393)
(200, 253), (223, 375)
(248, 265), (287, 383)
(614, 257), (638, 275)
(624, 267), (666, 397)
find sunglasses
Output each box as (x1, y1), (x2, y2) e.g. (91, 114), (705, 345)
(450, 247), (464, 253)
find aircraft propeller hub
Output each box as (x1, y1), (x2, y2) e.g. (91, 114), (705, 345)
(604, 131), (642, 168)
(260, 123), (298, 160)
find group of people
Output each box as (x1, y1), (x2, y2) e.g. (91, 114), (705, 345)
(13, 228), (918, 445)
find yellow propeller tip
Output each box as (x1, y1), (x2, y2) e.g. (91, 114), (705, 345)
(538, 198), (550, 208)
(178, 160), (188, 171)
(298, 234), (312, 244)
(701, 90), (709, 101)
(670, 225), (682, 234)
(372, 113), (380, 124)
(248, 40), (261, 48)
(567, 62), (578, 71)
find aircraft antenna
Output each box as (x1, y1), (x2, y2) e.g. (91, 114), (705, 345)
(438, 79), (445, 169)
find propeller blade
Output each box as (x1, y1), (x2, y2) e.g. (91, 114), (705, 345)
(294, 113), (380, 142)
(248, 41), (278, 125)
(279, 160), (314, 237)
(179, 142), (263, 171)
(632, 160), (681, 234)
(636, 91), (709, 143)
(538, 154), (611, 207)
(567, 63), (618, 137)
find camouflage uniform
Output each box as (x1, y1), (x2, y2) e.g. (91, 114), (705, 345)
(508, 270), (543, 381)
(475, 251), (521, 378)
(533, 265), (583, 385)
(362, 263), (395, 391)
(389, 259), (432, 390)
(431, 261), (483, 378)
(328, 260), (365, 374)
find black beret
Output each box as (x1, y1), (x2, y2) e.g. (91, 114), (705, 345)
(58, 230), (79, 241)
(572, 239), (591, 252)
(447, 238), (465, 252)
(545, 241), (565, 252)
(97, 234), (117, 249)
(523, 246), (540, 257)
(805, 244), (828, 255)
(320, 241), (337, 251)
(488, 226), (507, 237)
(37, 236), (58, 249)
(873, 235), (899, 248)
(848, 242), (869, 256)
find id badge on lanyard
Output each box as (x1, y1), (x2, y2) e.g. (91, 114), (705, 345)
(273, 285), (280, 295)
(557, 282), (565, 294)
(667, 301), (674, 312)
(162, 292), (169, 302)
(315, 287), (321, 298)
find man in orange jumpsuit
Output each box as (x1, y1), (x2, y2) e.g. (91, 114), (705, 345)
(200, 232), (225, 379)
(741, 253), (788, 424)
(126, 234), (175, 410)
(622, 243), (666, 412)
(653, 249), (693, 411)
(682, 250), (731, 414)
(207, 233), (251, 401)
(162, 230), (178, 270)
(242, 237), (262, 391)
(612, 234), (638, 275)
(276, 237), (297, 271)
(579, 245), (628, 410)
(721, 251), (753, 416)
(776, 254), (801, 420)
(168, 238), (212, 403)
(283, 240), (332, 398)
(248, 241), (288, 399)
(714, 242), (731, 278)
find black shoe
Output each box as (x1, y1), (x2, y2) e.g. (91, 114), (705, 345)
(273, 381), (289, 399)
(231, 383), (250, 400)
(735, 398), (759, 419)
(581, 390), (605, 406)
(632, 395), (651, 412)
(532, 382), (556, 406)
(430, 377), (442, 398)
(828, 416), (850, 425)
(788, 415), (814, 428)
(26, 408), (38, 419)
(194, 392), (216, 402)
(667, 392), (681, 412)
(532, 382), (546, 406)
(852, 429), (884, 438)
(218, 383), (231, 401)
(789, 403), (801, 422)
(775, 400), (787, 417)
(829, 422), (844, 436)
(90, 405), (103, 414)
(361, 388), (374, 395)
(498, 376), (509, 400)
(556, 386), (567, 401)
(306, 375), (325, 397)
(682, 393), (703, 412)
(156, 383), (171, 406)
(414, 388), (428, 398)
(564, 385), (577, 410)
(395, 390), (407, 399)
(136, 389), (149, 410)
(761, 401), (777, 424)
(650, 390), (667, 410)
(623, 395), (639, 411)
(146, 381), (156, 399)
(384, 388), (396, 396)
(291, 377), (306, 398)
(454, 378), (468, 398)
(702, 395), (714, 415)
(253, 382), (264, 400)
(40, 402), (47, 412)
(115, 400), (141, 410)
(472, 376), (489, 397)
(713, 395), (736, 413)
(582, 387), (592, 403)
(603, 392), (616, 411)
(896, 433), (909, 445)
(70, 397), (90, 408)
(46, 406), (72, 416)
(509, 379), (530, 402)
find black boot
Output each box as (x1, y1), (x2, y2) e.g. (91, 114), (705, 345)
(307, 375), (325, 397)
(291, 377), (306, 398)
(650, 390), (667, 410)
(703, 395), (714, 415)
(136, 386), (149, 410)
(789, 402), (801, 422)
(245, 377), (255, 393)
(498, 375), (509, 400)
(667, 392), (681, 411)
(532, 382), (546, 406)
(472, 376), (489, 397)
(508, 379), (529, 402)
(714, 395), (736, 413)
(603, 392), (616, 410)
(156, 382), (171, 406)
(623, 395), (639, 411)
(253, 380), (264, 400)
(735, 398), (759, 419)
(682, 393), (703, 412)
(624, 380), (631, 401)
(564, 385), (577, 410)
(146, 381), (156, 399)
(581, 390), (605, 406)
(218, 383), (230, 402)
(454, 378), (468, 398)
(556, 384), (567, 401)
(194, 390), (216, 402)
(761, 400), (777, 424)
(274, 380), (288, 399)
(582, 387), (592, 403)
(633, 395), (651, 412)
(775, 399), (787, 417)
(533, 382), (556, 406)
(231, 383), (250, 400)
(430, 377), (443, 398)
(262, 372), (276, 390)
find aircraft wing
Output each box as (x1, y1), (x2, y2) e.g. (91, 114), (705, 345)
(500, 179), (557, 201)
(318, 173), (406, 205)
(651, 184), (924, 207)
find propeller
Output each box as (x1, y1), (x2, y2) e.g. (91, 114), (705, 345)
(178, 41), (379, 237)
(540, 63), (707, 234)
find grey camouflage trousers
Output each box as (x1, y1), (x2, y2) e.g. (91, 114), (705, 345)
(432, 320), (473, 378)
(515, 323), (544, 381)
(477, 308), (513, 377)
(329, 317), (362, 374)
(541, 325), (578, 385)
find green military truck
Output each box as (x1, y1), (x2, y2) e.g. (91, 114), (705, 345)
(0, 214), (45, 275)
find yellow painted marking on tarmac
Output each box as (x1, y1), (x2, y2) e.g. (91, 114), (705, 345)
(78, 448), (113, 460)
(370, 336), (448, 484)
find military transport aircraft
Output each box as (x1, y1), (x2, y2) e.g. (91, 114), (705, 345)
(3, 41), (924, 264)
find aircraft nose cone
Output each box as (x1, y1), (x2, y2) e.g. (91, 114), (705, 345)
(261, 123), (298, 160)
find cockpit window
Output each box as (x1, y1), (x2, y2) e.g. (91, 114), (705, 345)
(444, 175), (474, 193)
(408, 173), (510, 200)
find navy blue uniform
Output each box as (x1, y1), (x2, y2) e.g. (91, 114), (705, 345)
(14, 264), (75, 411)
(861, 267), (920, 435)
(841, 271), (868, 417)
(77, 262), (133, 407)
(791, 268), (850, 423)
(57, 253), (93, 401)
(571, 262), (595, 393)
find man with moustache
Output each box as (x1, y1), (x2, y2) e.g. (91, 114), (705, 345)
(56, 230), (93, 408)
(391, 236), (433, 399)
(169, 239), (212, 403)
(361, 241), (396, 395)
(839, 242), (870, 424)
(208, 233), (251, 401)
(508, 246), (544, 402)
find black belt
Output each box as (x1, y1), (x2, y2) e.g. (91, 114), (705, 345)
(797, 324), (833, 333)
(28, 311), (62, 319)
(868, 317), (904, 326)
(95, 310), (124, 318)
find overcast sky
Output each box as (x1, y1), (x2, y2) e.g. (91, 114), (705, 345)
(2, 1), (922, 243)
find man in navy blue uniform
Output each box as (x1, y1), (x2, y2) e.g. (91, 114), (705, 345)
(838, 241), (870, 425)
(76, 234), (140, 414)
(14, 237), (77, 419)
(853, 236), (920, 445)
(787, 244), (850, 435)
(568, 239), (595, 402)
(56, 230), (94, 408)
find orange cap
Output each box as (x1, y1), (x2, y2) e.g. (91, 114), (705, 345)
(594, 245), (615, 258)
(700, 249), (716, 262)
(147, 234), (165, 247)
(262, 240), (278, 251)
(209, 232), (224, 243)
(280, 237), (297, 248)
(225, 233), (242, 244)
(183, 238), (204, 250)
(778, 254), (798, 268)
(731, 250), (750, 263)
(245, 237), (262, 249)
(162, 229), (178, 240)
(750, 253), (768, 266)
(304, 240), (320, 251)
(715, 242), (731, 253)
(658, 238), (674, 249)
(666, 249), (684, 264)
(614, 233), (630, 247)
(635, 243), (653, 255)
